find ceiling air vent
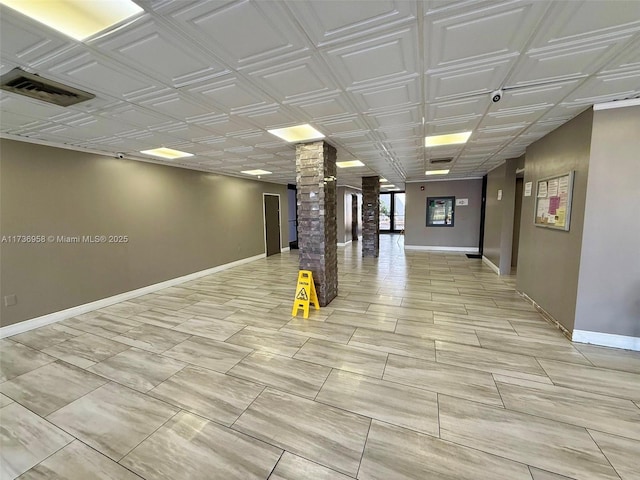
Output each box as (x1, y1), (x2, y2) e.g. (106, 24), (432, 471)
(0, 68), (95, 107)
(429, 158), (453, 165)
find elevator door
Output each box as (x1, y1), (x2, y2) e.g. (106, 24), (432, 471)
(264, 195), (281, 257)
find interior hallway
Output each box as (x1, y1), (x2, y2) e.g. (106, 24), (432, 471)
(1, 235), (639, 480)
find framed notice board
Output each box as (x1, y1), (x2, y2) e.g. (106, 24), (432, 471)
(426, 196), (455, 227)
(534, 171), (574, 231)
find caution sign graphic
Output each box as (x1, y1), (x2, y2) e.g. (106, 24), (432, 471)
(292, 270), (319, 319)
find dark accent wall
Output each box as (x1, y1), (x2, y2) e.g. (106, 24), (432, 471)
(516, 108), (593, 332)
(405, 179), (482, 248)
(575, 105), (640, 338)
(0, 139), (288, 327)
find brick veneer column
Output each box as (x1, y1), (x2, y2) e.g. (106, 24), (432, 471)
(362, 176), (380, 258)
(296, 141), (337, 306)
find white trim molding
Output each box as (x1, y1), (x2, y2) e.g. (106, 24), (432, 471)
(593, 98), (640, 111)
(572, 330), (640, 351)
(0, 253), (265, 338)
(280, 246), (290, 253)
(482, 256), (500, 275)
(404, 245), (479, 253)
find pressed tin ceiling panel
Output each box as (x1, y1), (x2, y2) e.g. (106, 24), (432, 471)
(0, 0), (639, 187)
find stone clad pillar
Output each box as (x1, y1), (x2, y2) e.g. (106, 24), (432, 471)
(362, 176), (380, 257)
(296, 141), (337, 306)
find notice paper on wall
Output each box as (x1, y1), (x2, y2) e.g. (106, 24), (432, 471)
(537, 181), (548, 198)
(497, 189), (502, 200)
(548, 178), (559, 197)
(524, 182), (532, 197)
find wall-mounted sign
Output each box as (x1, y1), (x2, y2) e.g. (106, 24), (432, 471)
(456, 198), (468, 206)
(534, 171), (574, 231)
(497, 189), (503, 200)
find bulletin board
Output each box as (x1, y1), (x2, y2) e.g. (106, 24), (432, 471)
(534, 171), (574, 231)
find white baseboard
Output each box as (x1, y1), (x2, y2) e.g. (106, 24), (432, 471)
(0, 253), (266, 339)
(404, 245), (479, 253)
(281, 247), (290, 252)
(337, 240), (353, 247)
(572, 330), (640, 351)
(482, 256), (500, 275)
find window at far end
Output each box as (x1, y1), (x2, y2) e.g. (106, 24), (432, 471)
(426, 196), (455, 227)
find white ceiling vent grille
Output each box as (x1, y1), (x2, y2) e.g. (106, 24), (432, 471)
(429, 158), (453, 165)
(0, 68), (95, 107)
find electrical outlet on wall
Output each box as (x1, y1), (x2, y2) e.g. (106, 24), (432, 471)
(4, 294), (17, 307)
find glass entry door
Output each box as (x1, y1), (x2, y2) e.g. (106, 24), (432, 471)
(379, 192), (405, 233)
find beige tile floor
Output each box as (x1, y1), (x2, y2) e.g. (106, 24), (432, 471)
(1, 235), (639, 479)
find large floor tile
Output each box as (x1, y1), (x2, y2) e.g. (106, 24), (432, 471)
(432, 312), (517, 334)
(0, 340), (55, 382)
(42, 333), (130, 368)
(226, 326), (308, 356)
(129, 309), (193, 329)
(0, 393), (13, 407)
(172, 316), (245, 341)
(495, 375), (640, 441)
(149, 365), (264, 426)
(224, 310), (290, 329)
(17, 440), (143, 480)
(400, 298), (468, 315)
(61, 314), (141, 338)
(111, 324), (191, 354)
(438, 395), (620, 480)
(529, 468), (574, 480)
(269, 452), (352, 480)
(121, 410), (281, 480)
(163, 335), (252, 372)
(227, 351), (330, 398)
(367, 303), (434, 322)
(436, 340), (550, 382)
(574, 343), (640, 374)
(538, 358), (640, 401)
(177, 301), (237, 319)
(47, 382), (178, 461)
(348, 328), (435, 360)
(325, 311), (397, 332)
(0, 360), (107, 416)
(281, 318), (355, 344)
(233, 388), (370, 477)
(589, 430), (640, 480)
(316, 370), (439, 436)
(358, 420), (532, 480)
(98, 301), (151, 318)
(9, 324), (84, 350)
(383, 354), (503, 406)
(0, 403), (73, 479)
(88, 348), (186, 393)
(294, 338), (387, 378)
(395, 320), (480, 346)
(477, 331), (591, 365)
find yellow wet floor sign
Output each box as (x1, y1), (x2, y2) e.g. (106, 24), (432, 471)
(292, 270), (319, 318)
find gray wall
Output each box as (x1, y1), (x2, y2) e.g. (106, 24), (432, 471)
(484, 163), (506, 267)
(337, 186), (361, 245)
(516, 108), (593, 332)
(574, 105), (640, 337)
(405, 179), (482, 248)
(0, 139), (288, 327)
(483, 157), (520, 274)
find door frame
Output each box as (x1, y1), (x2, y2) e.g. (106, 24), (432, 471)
(262, 193), (282, 256)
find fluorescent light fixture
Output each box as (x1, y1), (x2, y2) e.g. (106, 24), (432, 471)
(0, 0), (143, 41)
(424, 131), (472, 148)
(425, 169), (450, 176)
(241, 169), (272, 176)
(267, 124), (324, 143)
(336, 160), (365, 168)
(140, 147), (193, 160)
(379, 178), (388, 183)
(382, 184), (396, 188)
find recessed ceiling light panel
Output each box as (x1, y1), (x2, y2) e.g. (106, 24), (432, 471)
(267, 124), (325, 143)
(241, 169), (272, 176)
(0, 0), (144, 41)
(336, 160), (365, 168)
(140, 147), (193, 160)
(424, 131), (472, 148)
(425, 169), (450, 175)
(381, 184), (396, 188)
(379, 178), (388, 183)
